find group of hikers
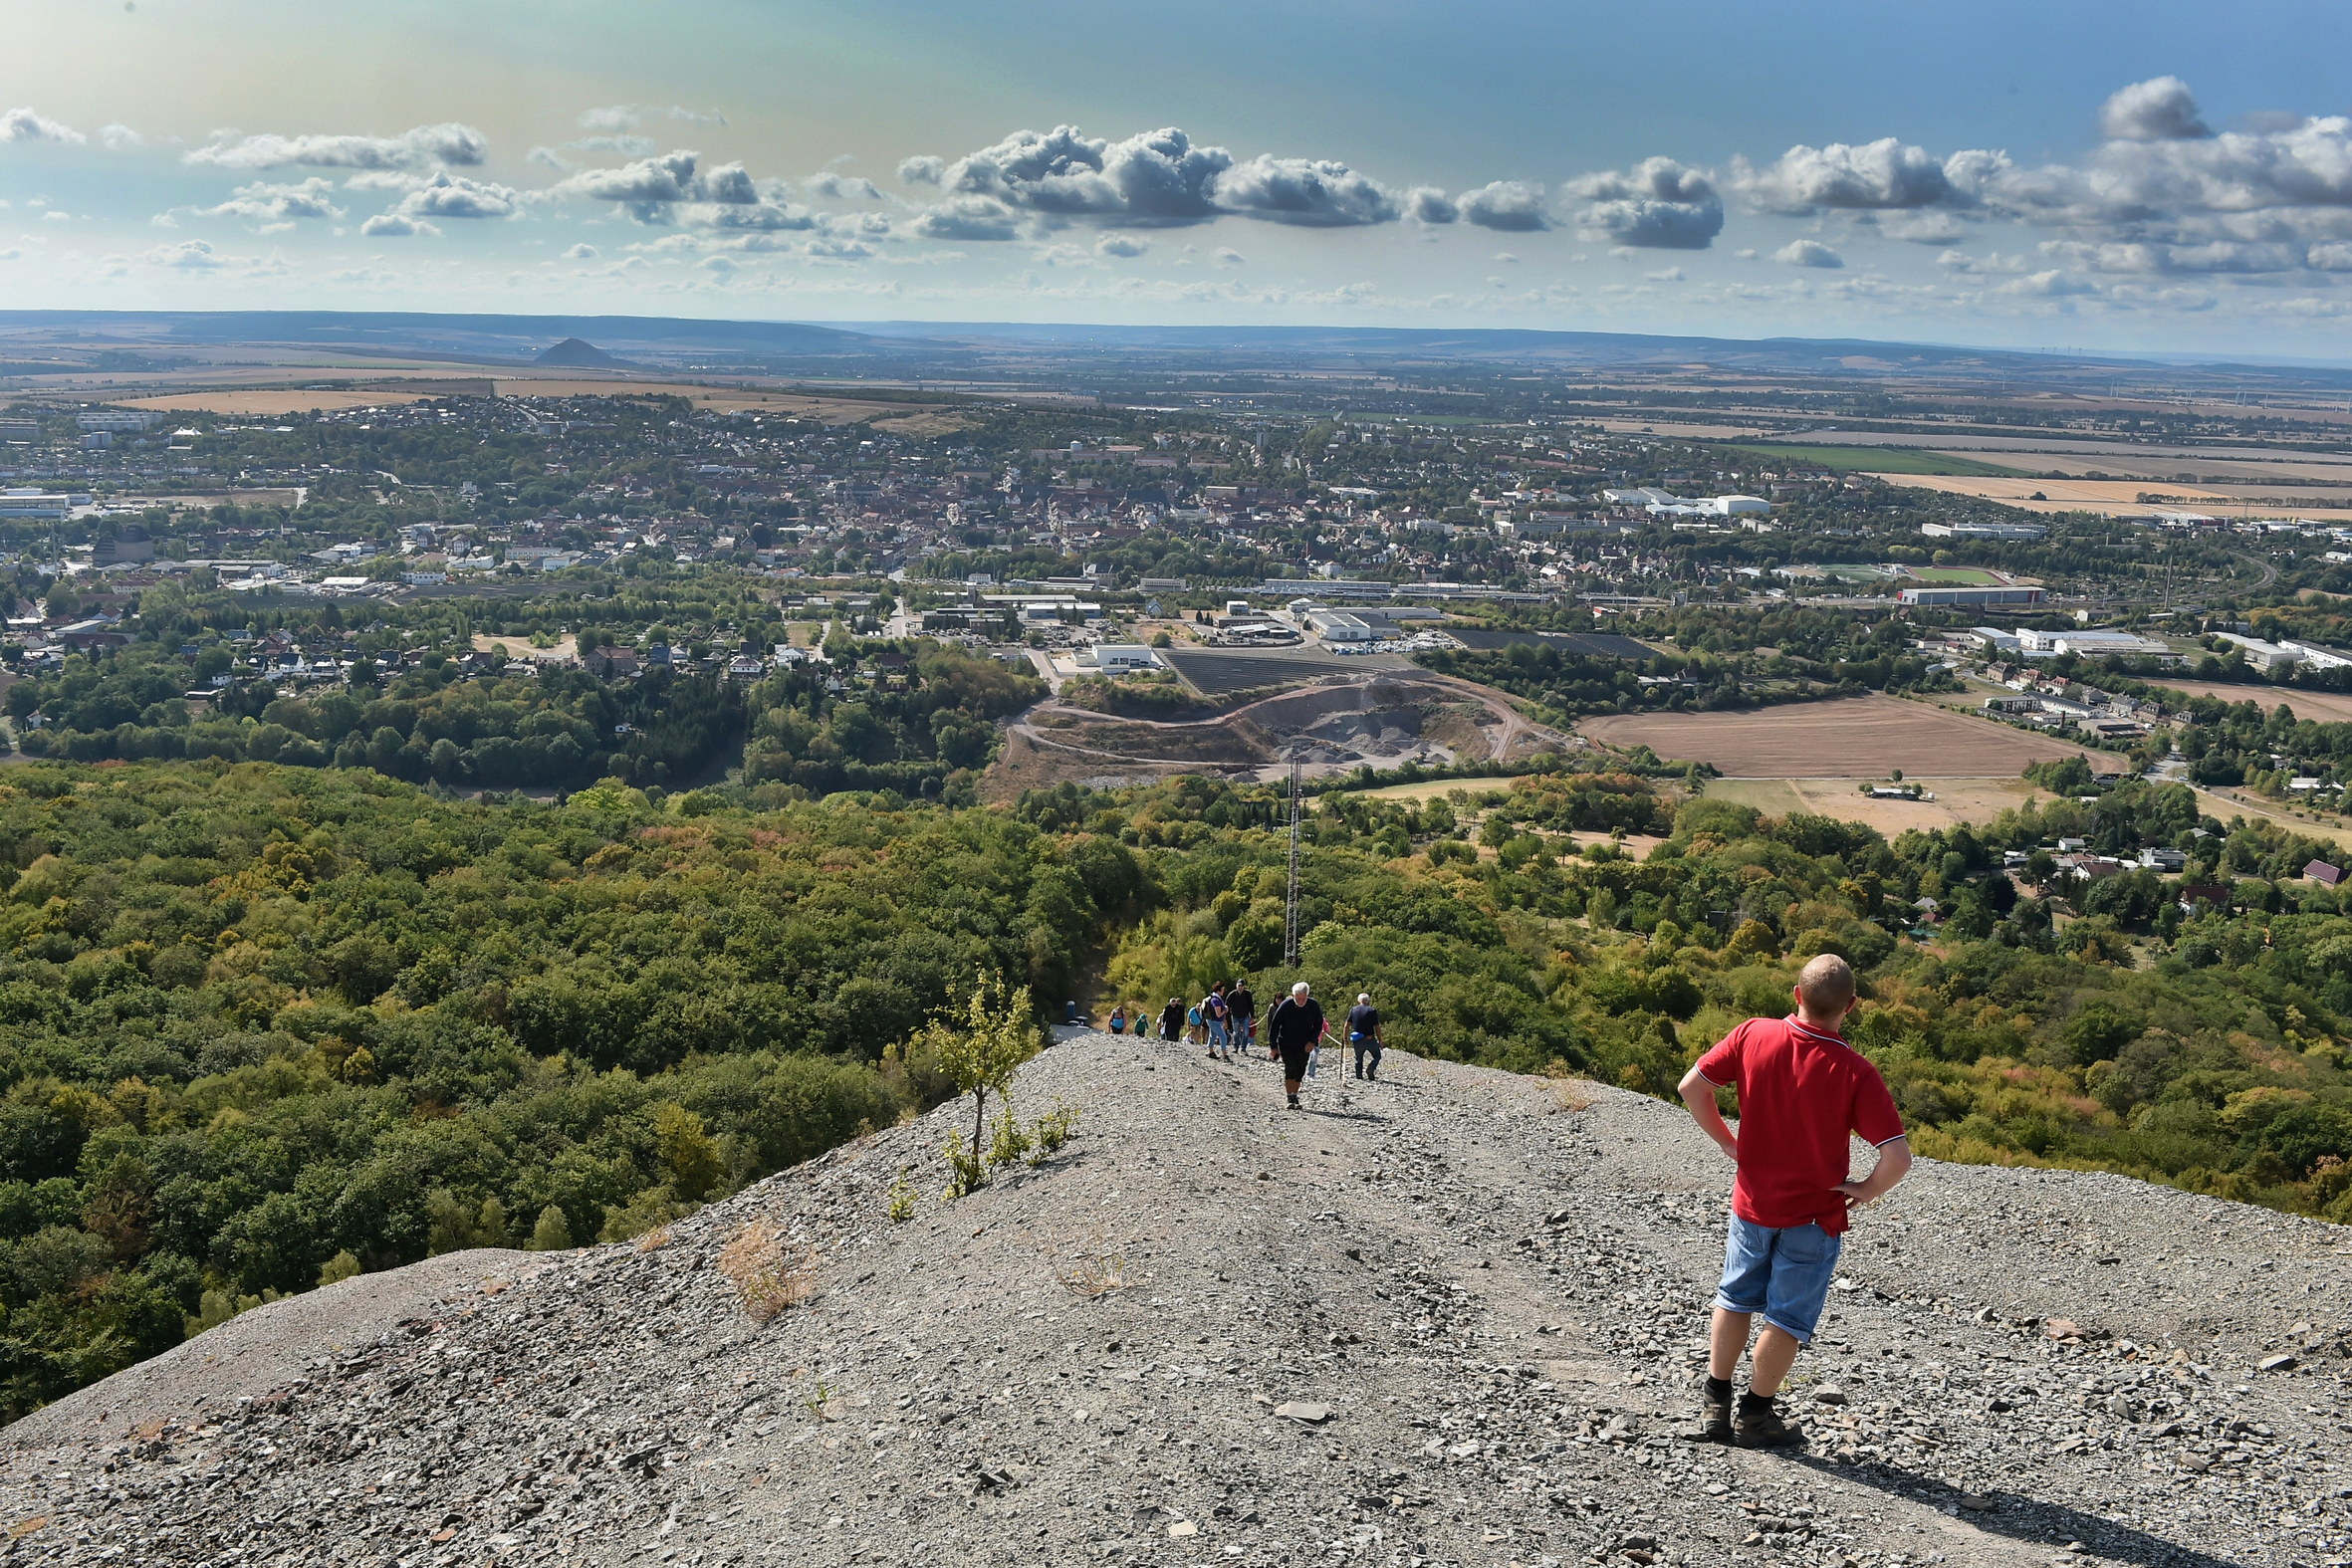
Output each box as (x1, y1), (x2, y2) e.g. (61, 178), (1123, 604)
(1105, 980), (1383, 1108)
(1094, 951), (1914, 1452)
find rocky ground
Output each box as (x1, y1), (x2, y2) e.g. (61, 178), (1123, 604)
(4, 1029), (2346, 1568)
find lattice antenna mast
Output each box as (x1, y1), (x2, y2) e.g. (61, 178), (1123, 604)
(1284, 759), (1303, 968)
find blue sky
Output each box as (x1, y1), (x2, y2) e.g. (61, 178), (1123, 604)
(5, 1), (2351, 355)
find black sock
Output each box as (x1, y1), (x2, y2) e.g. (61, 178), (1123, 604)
(1704, 1376), (1732, 1398)
(1739, 1389), (1775, 1408)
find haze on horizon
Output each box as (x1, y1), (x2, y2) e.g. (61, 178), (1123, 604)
(3, 0), (2350, 360)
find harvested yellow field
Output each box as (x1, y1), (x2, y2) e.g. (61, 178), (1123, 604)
(471, 633), (578, 663)
(104, 376), (973, 430)
(487, 378), (965, 427)
(1350, 778), (1511, 803)
(1871, 473), (2352, 522)
(2147, 680), (2352, 725)
(117, 390), (431, 416)
(1578, 694), (2125, 778)
(1703, 777), (2044, 834)
(2191, 785), (2352, 850)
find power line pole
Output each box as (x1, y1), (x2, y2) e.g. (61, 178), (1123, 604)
(1284, 759), (1303, 968)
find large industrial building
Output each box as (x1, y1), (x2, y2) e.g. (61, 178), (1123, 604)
(1895, 583), (2045, 607)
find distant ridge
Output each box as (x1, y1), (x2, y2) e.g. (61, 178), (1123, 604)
(0, 308), (2346, 392)
(532, 336), (628, 368)
(0, 310), (878, 361)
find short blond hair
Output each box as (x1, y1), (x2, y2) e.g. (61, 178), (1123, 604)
(1795, 953), (1855, 1012)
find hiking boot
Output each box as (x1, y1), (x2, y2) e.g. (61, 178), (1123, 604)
(1694, 1376), (1733, 1444)
(1286, 1095), (1301, 1110)
(1734, 1392), (1802, 1449)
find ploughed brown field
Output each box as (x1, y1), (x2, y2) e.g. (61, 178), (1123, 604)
(1577, 694), (2127, 779)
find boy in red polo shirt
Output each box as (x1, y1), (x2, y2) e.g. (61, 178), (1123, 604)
(1677, 954), (1911, 1448)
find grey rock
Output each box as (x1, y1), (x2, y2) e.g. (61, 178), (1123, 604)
(4, 1032), (2347, 1568)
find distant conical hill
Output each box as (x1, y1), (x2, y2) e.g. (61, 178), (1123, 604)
(532, 336), (629, 367)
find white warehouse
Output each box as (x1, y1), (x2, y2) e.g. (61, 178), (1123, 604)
(1082, 644), (1162, 672)
(1305, 609), (1376, 642)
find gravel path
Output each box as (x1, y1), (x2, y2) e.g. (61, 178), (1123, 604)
(4, 1029), (2343, 1568)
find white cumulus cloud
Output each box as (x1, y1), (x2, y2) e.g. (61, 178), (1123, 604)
(546, 149), (757, 223)
(911, 198), (1021, 241)
(804, 172), (882, 201)
(395, 171), (521, 220)
(909, 124), (1446, 237)
(1212, 154), (1396, 227)
(187, 122), (488, 171)
(1406, 187), (1458, 224)
(1453, 180), (1550, 232)
(146, 239), (224, 268)
(359, 212), (432, 237)
(1569, 158), (1723, 249)
(2101, 77), (2211, 141)
(1736, 138), (1984, 213)
(944, 125), (1227, 226)
(1775, 239), (1843, 268)
(194, 177), (347, 229)
(1, 108), (85, 145)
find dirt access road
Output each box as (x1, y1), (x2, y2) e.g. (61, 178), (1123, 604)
(11, 1031), (2336, 1568)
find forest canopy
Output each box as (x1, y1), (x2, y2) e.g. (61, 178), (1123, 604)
(1, 756), (2348, 1424)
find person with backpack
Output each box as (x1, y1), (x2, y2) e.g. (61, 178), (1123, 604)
(1158, 997), (1186, 1044)
(1265, 981), (1327, 1111)
(1185, 998), (1203, 1047)
(1346, 992), (1384, 1080)
(1107, 1003), (1128, 1035)
(1228, 979), (1257, 1058)
(1203, 982), (1233, 1061)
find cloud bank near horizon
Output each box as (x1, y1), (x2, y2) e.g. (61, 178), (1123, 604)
(10, 76), (2352, 345)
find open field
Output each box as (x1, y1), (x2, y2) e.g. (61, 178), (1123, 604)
(483, 379), (970, 430)
(103, 375), (970, 429)
(1349, 778), (1514, 803)
(2145, 679), (2352, 724)
(1577, 694), (2128, 778)
(471, 633), (578, 663)
(1871, 472), (2352, 522)
(118, 390), (434, 416)
(1897, 565), (2002, 584)
(1877, 474), (2233, 504)
(1703, 776), (2043, 834)
(1724, 442), (2033, 477)
(1446, 627), (1655, 657)
(2191, 784), (2352, 850)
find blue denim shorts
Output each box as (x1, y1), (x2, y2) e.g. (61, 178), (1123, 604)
(1715, 1215), (1843, 1344)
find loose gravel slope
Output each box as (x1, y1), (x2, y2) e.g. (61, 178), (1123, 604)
(4, 1029), (2344, 1568)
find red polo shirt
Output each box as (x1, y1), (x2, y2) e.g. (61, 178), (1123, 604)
(1694, 1014), (1905, 1235)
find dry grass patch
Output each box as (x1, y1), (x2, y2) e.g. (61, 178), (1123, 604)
(717, 1221), (818, 1321)
(1545, 1074), (1598, 1113)
(1060, 1226), (1130, 1300)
